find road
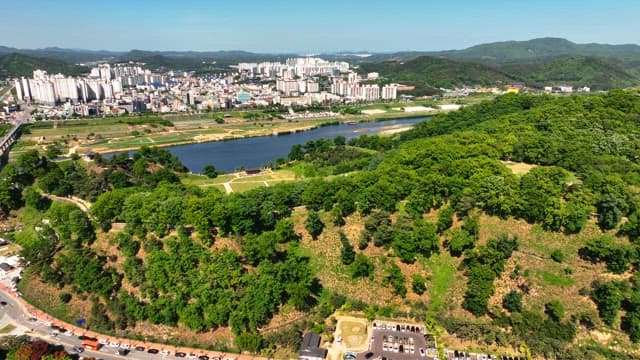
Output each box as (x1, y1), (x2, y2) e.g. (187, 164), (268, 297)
(0, 285), (267, 360)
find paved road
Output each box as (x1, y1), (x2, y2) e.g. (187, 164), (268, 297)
(0, 285), (266, 360)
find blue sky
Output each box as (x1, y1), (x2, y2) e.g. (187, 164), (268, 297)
(2, 0), (639, 52)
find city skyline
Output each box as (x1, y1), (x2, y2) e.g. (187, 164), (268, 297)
(2, 0), (640, 53)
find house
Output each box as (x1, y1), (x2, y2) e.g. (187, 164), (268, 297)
(0, 262), (14, 276)
(299, 333), (327, 360)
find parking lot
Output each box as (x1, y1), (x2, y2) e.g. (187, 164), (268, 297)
(356, 321), (437, 360)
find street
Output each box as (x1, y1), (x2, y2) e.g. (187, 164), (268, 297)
(0, 286), (261, 360)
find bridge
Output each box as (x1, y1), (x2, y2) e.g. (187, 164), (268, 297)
(0, 120), (26, 158)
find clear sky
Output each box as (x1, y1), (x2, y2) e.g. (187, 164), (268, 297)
(2, 0), (639, 52)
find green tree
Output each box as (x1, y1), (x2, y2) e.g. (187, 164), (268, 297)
(412, 274), (426, 295)
(436, 205), (455, 233)
(502, 290), (523, 312)
(202, 165), (218, 179)
(339, 232), (355, 265)
(305, 210), (324, 240)
(592, 281), (623, 326)
(545, 300), (565, 322)
(351, 253), (374, 279)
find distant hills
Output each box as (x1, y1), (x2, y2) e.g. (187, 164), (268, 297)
(0, 53), (88, 79)
(429, 37), (640, 64)
(359, 54), (638, 93)
(0, 46), (121, 64)
(1, 38), (639, 91)
(358, 57), (514, 96)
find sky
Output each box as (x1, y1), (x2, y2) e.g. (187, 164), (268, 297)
(2, 0), (639, 53)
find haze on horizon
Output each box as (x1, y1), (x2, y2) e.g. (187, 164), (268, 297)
(3, 0), (640, 53)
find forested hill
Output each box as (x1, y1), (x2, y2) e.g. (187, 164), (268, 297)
(0, 53), (89, 79)
(357, 56), (516, 95)
(502, 55), (637, 90)
(430, 37), (640, 64)
(359, 54), (638, 91)
(4, 91), (640, 358)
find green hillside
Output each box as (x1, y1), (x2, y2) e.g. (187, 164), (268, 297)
(5, 91), (640, 359)
(503, 55), (637, 89)
(0, 53), (89, 79)
(358, 56), (516, 95)
(433, 37), (640, 64)
(360, 54), (639, 91)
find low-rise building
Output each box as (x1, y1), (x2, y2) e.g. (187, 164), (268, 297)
(299, 333), (327, 360)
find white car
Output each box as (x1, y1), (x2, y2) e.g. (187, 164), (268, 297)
(108, 342), (120, 348)
(393, 344), (399, 353)
(120, 344), (131, 349)
(382, 343), (388, 351)
(98, 339), (108, 345)
(187, 354), (197, 359)
(419, 348), (426, 357)
(161, 349), (170, 355)
(64, 330), (74, 337)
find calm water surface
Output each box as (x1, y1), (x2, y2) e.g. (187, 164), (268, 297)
(127, 117), (427, 173)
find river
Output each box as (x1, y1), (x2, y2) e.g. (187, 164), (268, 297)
(141, 117), (426, 173)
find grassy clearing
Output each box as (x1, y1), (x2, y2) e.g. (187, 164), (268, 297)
(181, 170), (301, 193)
(425, 253), (458, 315)
(500, 161), (537, 176)
(537, 270), (575, 287)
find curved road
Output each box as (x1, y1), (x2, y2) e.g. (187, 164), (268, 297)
(0, 285), (268, 360)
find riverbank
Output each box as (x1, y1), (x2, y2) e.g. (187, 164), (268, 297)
(11, 110), (435, 159)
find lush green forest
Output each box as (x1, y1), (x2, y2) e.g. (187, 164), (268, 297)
(0, 53), (89, 79)
(358, 56), (515, 95)
(359, 54), (638, 92)
(430, 37), (640, 65)
(3, 91), (640, 358)
(501, 55), (636, 90)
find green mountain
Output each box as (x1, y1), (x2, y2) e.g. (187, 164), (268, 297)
(359, 53), (639, 92)
(358, 56), (516, 95)
(0, 53), (89, 79)
(503, 55), (637, 90)
(432, 37), (640, 64)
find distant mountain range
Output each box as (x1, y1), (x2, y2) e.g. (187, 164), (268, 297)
(1, 38), (639, 91)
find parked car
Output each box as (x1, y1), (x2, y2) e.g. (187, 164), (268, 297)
(148, 349), (160, 354)
(72, 346), (84, 353)
(108, 342), (120, 348)
(98, 339), (108, 345)
(135, 346), (145, 352)
(198, 356), (209, 360)
(175, 352), (187, 358)
(419, 348), (426, 357)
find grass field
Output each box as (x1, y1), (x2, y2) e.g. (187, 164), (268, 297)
(425, 254), (457, 315)
(181, 169), (301, 193)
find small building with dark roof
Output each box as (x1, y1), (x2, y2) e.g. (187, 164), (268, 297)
(299, 332), (327, 360)
(0, 262), (14, 274)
